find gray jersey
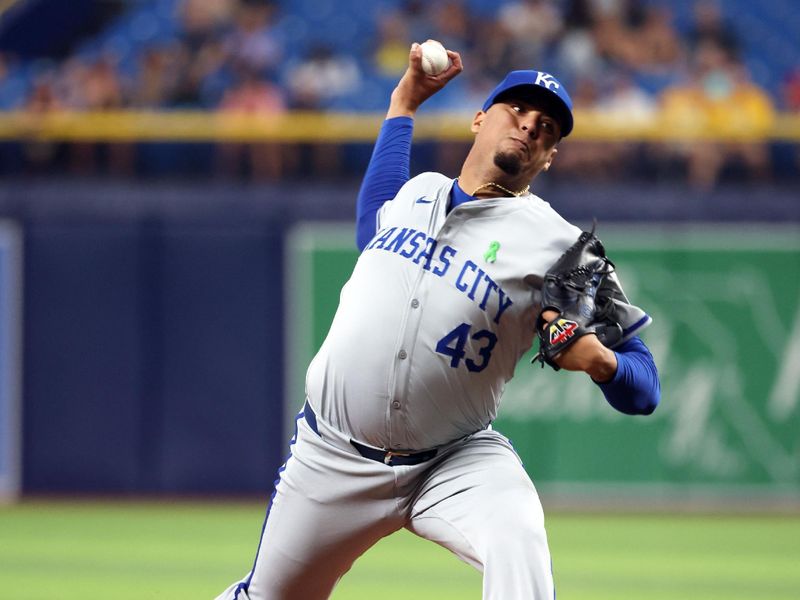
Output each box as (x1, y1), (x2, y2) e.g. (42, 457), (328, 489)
(306, 173), (582, 450)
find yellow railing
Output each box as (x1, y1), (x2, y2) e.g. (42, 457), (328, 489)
(0, 110), (798, 142)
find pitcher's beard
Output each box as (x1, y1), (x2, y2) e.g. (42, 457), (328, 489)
(493, 151), (522, 176)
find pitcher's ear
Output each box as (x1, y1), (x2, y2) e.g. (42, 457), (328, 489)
(470, 111), (485, 134)
(544, 147), (558, 171)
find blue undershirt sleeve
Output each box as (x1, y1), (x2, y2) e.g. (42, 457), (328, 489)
(597, 336), (661, 415)
(355, 116), (414, 251)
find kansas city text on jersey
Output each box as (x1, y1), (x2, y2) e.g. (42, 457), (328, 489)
(364, 225), (514, 325)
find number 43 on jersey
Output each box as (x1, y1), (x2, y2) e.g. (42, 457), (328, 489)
(436, 322), (497, 373)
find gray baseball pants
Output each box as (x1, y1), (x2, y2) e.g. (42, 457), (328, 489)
(215, 404), (554, 599)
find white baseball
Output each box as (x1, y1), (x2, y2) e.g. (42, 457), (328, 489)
(419, 40), (449, 76)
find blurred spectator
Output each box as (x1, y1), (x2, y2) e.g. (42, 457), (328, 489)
(597, 72), (657, 179)
(401, 0), (436, 43)
(131, 44), (186, 108)
(81, 56), (125, 110)
(551, 76), (633, 181)
(557, 0), (604, 78)
(633, 4), (683, 74)
(562, 0), (594, 29)
(52, 58), (86, 108)
(21, 73), (64, 174)
(54, 55), (124, 110)
(217, 69), (289, 180)
(659, 41), (775, 189)
(373, 11), (411, 78)
(286, 44), (361, 110)
(596, 72), (657, 123)
(572, 75), (603, 108)
(222, 1), (283, 77)
(782, 68), (800, 111)
(588, 0), (641, 64)
(50, 54), (134, 175)
(594, 0), (647, 26)
(498, 0), (563, 67)
(173, 38), (228, 107)
(431, 1), (472, 55)
(592, 9), (640, 69)
(560, 0), (682, 81)
(173, 0), (237, 107)
(25, 79), (59, 114)
(220, 71), (284, 114)
(685, 0), (742, 59)
(285, 44), (361, 176)
(469, 19), (515, 82)
(178, 0), (236, 51)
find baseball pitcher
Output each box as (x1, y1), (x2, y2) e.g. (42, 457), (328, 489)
(217, 41), (660, 600)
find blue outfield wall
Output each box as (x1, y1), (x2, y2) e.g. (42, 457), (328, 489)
(19, 216), (286, 494)
(1, 178), (798, 495)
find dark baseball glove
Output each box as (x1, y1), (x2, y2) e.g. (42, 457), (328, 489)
(532, 223), (622, 370)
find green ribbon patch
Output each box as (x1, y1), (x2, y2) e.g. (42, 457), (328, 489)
(484, 241), (501, 263)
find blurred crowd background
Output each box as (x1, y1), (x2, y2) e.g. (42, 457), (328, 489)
(0, 0), (798, 187)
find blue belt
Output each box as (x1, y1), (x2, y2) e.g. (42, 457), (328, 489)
(303, 402), (438, 467)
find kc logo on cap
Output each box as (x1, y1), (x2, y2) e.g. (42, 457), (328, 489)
(534, 72), (560, 91)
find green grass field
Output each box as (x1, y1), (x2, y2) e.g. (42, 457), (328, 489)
(1, 500), (798, 599)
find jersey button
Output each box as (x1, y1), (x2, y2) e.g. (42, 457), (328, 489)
(392, 401), (401, 409)
(410, 299), (420, 308)
(398, 349), (408, 360)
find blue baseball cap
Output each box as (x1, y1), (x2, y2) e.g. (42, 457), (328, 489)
(482, 70), (574, 137)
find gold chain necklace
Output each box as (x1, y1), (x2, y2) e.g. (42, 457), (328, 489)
(470, 182), (531, 197)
